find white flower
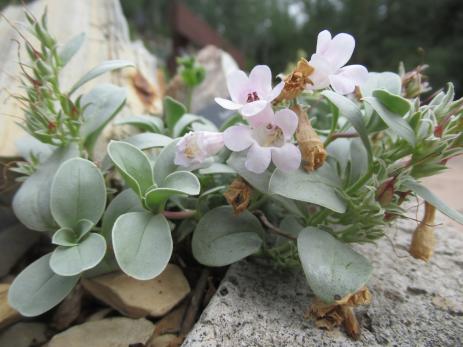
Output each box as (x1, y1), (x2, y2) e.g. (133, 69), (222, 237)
(215, 65), (284, 118)
(308, 30), (368, 95)
(174, 131), (224, 169)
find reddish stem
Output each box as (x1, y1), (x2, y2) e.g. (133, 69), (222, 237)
(162, 210), (196, 220)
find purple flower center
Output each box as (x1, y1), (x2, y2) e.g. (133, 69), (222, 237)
(246, 91), (260, 103)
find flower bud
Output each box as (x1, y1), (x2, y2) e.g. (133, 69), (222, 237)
(174, 131), (224, 169)
(376, 178), (395, 207)
(291, 104), (326, 171)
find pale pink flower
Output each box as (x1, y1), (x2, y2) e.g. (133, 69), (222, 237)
(307, 30), (368, 95)
(224, 108), (301, 174)
(215, 65), (284, 118)
(175, 131), (224, 169)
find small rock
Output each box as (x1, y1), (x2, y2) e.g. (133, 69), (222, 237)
(48, 317), (154, 347)
(51, 285), (84, 330)
(0, 322), (47, 347)
(85, 308), (113, 322)
(0, 283), (20, 329)
(154, 301), (188, 336)
(0, 206), (17, 230)
(148, 334), (184, 347)
(82, 264), (190, 318)
(0, 224), (40, 277)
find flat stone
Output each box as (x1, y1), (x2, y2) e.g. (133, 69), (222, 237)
(0, 283), (20, 329)
(0, 322), (47, 347)
(48, 317), (154, 347)
(183, 216), (463, 346)
(148, 334), (184, 347)
(82, 264), (190, 318)
(0, 224), (40, 277)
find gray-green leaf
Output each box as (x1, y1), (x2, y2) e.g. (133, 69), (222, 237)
(226, 152), (271, 193)
(164, 96), (187, 131)
(108, 141), (154, 197)
(115, 115), (164, 133)
(59, 32), (85, 66)
(298, 227), (372, 303)
(153, 139), (180, 185)
(69, 60), (134, 95)
(192, 206), (263, 266)
(402, 179), (463, 224)
(13, 144), (79, 232)
(51, 158), (106, 229)
(50, 233), (107, 276)
(112, 212), (172, 280)
(8, 254), (79, 316)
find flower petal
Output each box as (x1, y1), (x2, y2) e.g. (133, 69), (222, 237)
(307, 54), (333, 90)
(329, 74), (356, 95)
(223, 125), (254, 152)
(240, 100), (268, 117)
(245, 144), (272, 174)
(267, 80), (285, 102)
(316, 30), (332, 55)
(274, 108), (298, 138)
(215, 97), (242, 110)
(338, 64), (369, 86)
(226, 69), (249, 103)
(271, 143), (301, 172)
(249, 65), (272, 97)
(246, 105), (275, 127)
(324, 33), (355, 69)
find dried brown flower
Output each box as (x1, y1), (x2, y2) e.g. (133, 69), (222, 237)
(409, 202), (436, 261)
(307, 287), (371, 340)
(291, 104), (326, 172)
(223, 178), (252, 215)
(274, 58), (314, 103)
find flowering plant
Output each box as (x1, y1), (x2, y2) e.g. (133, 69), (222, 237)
(7, 12), (463, 339)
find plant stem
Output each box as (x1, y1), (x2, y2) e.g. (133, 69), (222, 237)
(254, 210), (297, 241)
(162, 210), (196, 220)
(324, 131), (359, 147)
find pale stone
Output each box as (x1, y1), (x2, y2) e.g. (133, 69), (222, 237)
(183, 216), (463, 346)
(0, 322), (47, 347)
(82, 264), (190, 318)
(0, 284), (20, 329)
(48, 317), (154, 347)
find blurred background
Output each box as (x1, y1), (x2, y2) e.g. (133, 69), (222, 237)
(118, 0), (463, 95)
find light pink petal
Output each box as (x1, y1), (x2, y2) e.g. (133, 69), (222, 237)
(271, 143), (301, 172)
(316, 30), (332, 55)
(249, 65), (272, 97)
(306, 54), (333, 90)
(223, 125), (253, 152)
(245, 105), (275, 127)
(337, 64), (368, 86)
(215, 97), (242, 110)
(227, 69), (249, 103)
(329, 74), (356, 95)
(240, 100), (268, 117)
(324, 33), (355, 69)
(267, 80), (285, 101)
(245, 144), (272, 174)
(274, 108), (298, 138)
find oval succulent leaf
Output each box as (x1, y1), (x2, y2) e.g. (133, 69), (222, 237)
(107, 141), (154, 197)
(123, 133), (173, 149)
(153, 139), (180, 185)
(297, 227), (372, 303)
(192, 206), (263, 267)
(13, 144), (79, 232)
(49, 233), (107, 276)
(112, 212), (172, 280)
(269, 168), (346, 213)
(164, 96), (187, 131)
(8, 253), (79, 317)
(51, 158), (106, 229)
(115, 115), (164, 133)
(373, 89), (410, 116)
(52, 228), (79, 247)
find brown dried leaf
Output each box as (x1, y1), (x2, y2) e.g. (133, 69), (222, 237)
(291, 105), (326, 172)
(223, 178), (252, 215)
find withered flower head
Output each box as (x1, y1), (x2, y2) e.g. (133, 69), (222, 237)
(274, 58), (314, 103)
(409, 202), (436, 261)
(400, 64), (431, 99)
(291, 104), (326, 172)
(307, 287), (371, 340)
(224, 178), (252, 215)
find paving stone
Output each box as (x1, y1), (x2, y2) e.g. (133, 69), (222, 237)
(183, 216), (463, 346)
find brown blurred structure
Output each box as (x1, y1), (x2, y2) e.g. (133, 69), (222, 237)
(168, 1), (245, 73)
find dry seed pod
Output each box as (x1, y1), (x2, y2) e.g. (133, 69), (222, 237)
(223, 178), (252, 215)
(274, 58), (314, 103)
(409, 202), (436, 261)
(292, 104), (326, 172)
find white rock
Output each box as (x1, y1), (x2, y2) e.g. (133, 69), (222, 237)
(0, 322), (47, 347)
